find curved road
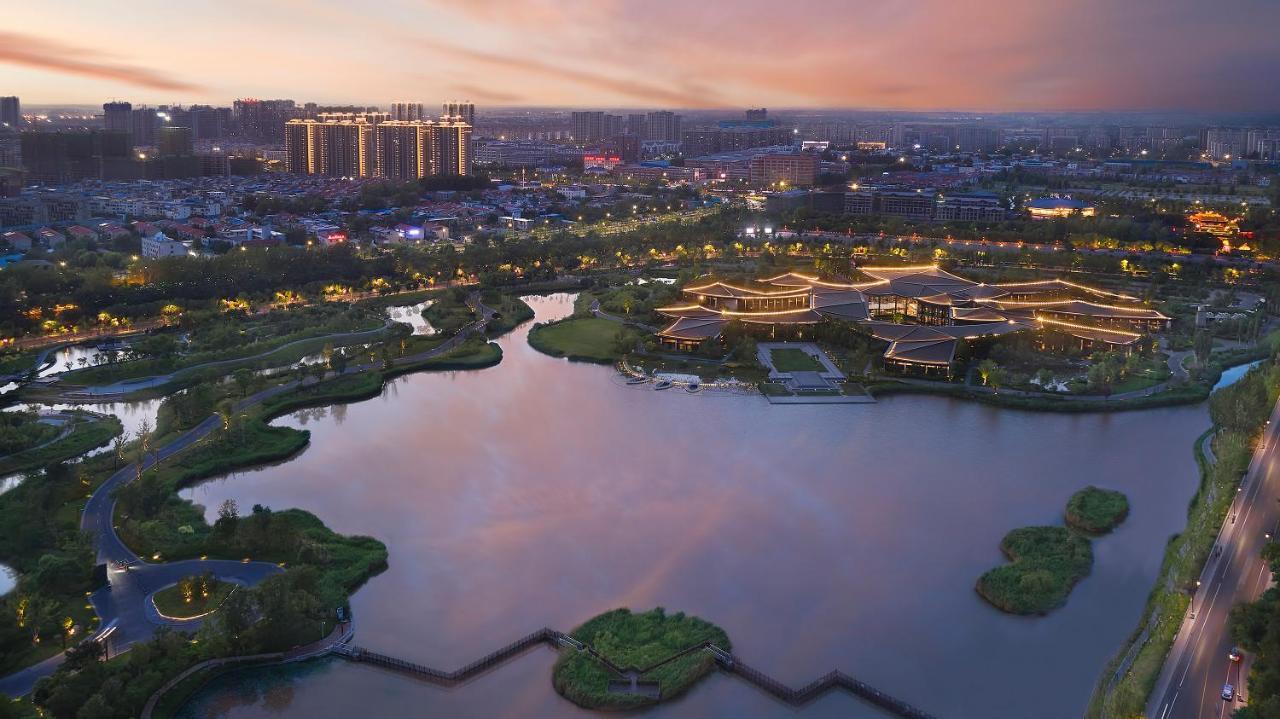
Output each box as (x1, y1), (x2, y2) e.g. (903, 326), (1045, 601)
(1148, 398), (1280, 719)
(0, 307), (492, 697)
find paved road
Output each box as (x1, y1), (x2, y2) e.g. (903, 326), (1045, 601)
(1148, 399), (1280, 719)
(55, 320), (396, 398)
(0, 313), (493, 697)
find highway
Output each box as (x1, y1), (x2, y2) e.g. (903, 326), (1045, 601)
(1149, 398), (1280, 719)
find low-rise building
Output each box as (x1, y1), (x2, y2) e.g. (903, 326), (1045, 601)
(141, 231), (189, 258)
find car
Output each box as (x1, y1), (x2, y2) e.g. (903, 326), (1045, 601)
(1222, 684), (1235, 701)
(1230, 647), (1244, 662)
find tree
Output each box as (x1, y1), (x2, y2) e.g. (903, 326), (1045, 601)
(232, 367), (254, 397)
(1194, 329), (1213, 368)
(214, 498), (240, 539)
(977, 359), (999, 386)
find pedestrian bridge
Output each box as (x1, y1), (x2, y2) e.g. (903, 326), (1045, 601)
(335, 628), (938, 719)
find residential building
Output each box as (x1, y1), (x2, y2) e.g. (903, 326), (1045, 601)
(141, 230), (189, 257)
(571, 111), (623, 142)
(0, 96), (19, 129)
(645, 111), (682, 142)
(391, 102), (425, 121)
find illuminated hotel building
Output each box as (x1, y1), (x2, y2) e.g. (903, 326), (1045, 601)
(287, 117), (471, 179)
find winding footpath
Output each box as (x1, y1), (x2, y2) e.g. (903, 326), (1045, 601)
(53, 319), (397, 399)
(0, 304), (494, 698)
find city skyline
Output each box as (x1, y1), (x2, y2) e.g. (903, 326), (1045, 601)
(4, 0), (1280, 113)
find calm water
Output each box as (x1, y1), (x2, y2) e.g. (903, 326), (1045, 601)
(177, 293), (1209, 719)
(1214, 359), (1265, 391)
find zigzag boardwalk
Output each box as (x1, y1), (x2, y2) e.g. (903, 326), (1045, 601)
(338, 630), (939, 718)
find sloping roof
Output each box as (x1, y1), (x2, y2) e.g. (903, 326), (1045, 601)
(933, 321), (1031, 339)
(812, 289), (870, 321)
(984, 299), (1169, 321)
(884, 337), (958, 365)
(683, 281), (809, 300)
(950, 307), (1012, 323)
(739, 308), (825, 325)
(1040, 320), (1141, 346)
(655, 305), (722, 319)
(657, 316), (728, 341)
(863, 323), (952, 342)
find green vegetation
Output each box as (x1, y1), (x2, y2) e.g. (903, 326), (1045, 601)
(552, 608), (730, 710)
(529, 317), (641, 364)
(31, 568), (341, 719)
(0, 413), (122, 476)
(422, 288), (476, 335)
(976, 526), (1094, 615)
(480, 291), (535, 336)
(0, 409), (60, 455)
(0, 461), (106, 676)
(768, 347), (824, 373)
(0, 349), (41, 376)
(1066, 487), (1130, 534)
(1228, 547), (1280, 717)
(55, 307), (387, 390)
(1088, 359), (1280, 719)
(152, 575), (234, 619)
(866, 378), (1211, 413)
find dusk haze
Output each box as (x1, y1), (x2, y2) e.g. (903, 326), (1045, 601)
(1, 2), (1280, 719)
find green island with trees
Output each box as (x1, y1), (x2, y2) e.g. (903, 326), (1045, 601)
(528, 317), (643, 364)
(975, 526), (1095, 615)
(1065, 487), (1131, 534)
(552, 608), (731, 710)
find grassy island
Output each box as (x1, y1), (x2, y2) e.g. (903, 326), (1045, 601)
(1065, 486), (1130, 534)
(552, 608), (730, 710)
(153, 576), (235, 619)
(976, 526), (1094, 615)
(528, 317), (641, 364)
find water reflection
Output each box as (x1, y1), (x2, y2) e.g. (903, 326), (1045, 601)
(0, 563), (14, 595)
(178, 293), (1210, 719)
(1213, 359), (1265, 391)
(385, 301), (436, 336)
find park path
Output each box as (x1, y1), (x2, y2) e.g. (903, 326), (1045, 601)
(0, 311), (493, 697)
(589, 299), (658, 332)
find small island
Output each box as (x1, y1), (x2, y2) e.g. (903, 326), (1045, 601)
(152, 575), (235, 620)
(528, 317), (641, 364)
(552, 607), (731, 710)
(975, 526), (1094, 615)
(1065, 486), (1130, 534)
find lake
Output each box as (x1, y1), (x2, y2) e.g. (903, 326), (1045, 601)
(176, 293), (1208, 718)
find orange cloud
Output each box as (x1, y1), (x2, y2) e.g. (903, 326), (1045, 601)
(0, 31), (202, 93)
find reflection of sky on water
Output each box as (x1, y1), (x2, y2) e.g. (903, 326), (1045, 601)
(171, 293), (1209, 718)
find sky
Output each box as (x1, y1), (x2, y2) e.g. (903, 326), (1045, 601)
(4, 0), (1279, 113)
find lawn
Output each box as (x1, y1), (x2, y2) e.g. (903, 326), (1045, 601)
(768, 347), (825, 373)
(528, 318), (638, 364)
(152, 577), (235, 619)
(553, 608), (730, 710)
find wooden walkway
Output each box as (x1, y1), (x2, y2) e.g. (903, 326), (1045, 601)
(338, 629), (938, 718)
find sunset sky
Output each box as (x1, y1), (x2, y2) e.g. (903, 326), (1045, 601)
(5, 0), (1279, 112)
